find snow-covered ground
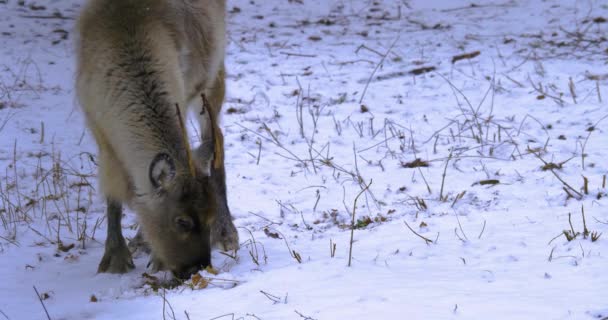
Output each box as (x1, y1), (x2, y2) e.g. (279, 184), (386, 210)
(1, 0), (607, 319)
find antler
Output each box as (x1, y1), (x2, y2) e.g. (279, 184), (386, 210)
(175, 103), (197, 177)
(201, 94), (223, 170)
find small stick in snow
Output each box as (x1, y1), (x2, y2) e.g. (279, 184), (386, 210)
(160, 283), (176, 320)
(19, 13), (74, 20)
(255, 138), (262, 165)
(348, 180), (372, 267)
(568, 77), (577, 104)
(582, 176), (589, 195)
(547, 246), (556, 262)
(454, 228), (467, 243)
(455, 213), (469, 241)
(439, 151), (453, 202)
(581, 205), (590, 238)
(279, 52), (317, 58)
(330, 239), (336, 258)
(208, 313), (236, 320)
(409, 66), (436, 75)
(451, 51), (480, 64)
(568, 213), (577, 237)
(529, 149), (583, 200)
(418, 167), (432, 194)
(39, 121), (45, 144)
(548, 232), (564, 245)
(441, 2), (513, 12)
(359, 35), (400, 104)
(294, 310), (317, 320)
(403, 220), (434, 245)
(259, 290), (283, 304)
(477, 220), (487, 239)
(33, 286), (52, 320)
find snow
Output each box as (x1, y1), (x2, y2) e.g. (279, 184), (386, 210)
(1, 0), (607, 319)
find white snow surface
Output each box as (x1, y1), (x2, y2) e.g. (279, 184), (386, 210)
(1, 0), (607, 319)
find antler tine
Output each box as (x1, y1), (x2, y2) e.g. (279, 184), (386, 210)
(201, 94), (223, 170)
(175, 103), (196, 177)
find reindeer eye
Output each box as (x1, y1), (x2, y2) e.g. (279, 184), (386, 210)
(174, 215), (194, 233)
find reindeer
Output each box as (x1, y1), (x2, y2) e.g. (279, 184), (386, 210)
(75, 0), (238, 279)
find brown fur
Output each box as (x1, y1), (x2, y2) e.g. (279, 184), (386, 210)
(76, 0), (238, 278)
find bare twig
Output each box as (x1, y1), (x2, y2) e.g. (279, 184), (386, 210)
(161, 284), (176, 320)
(349, 180), (373, 267)
(455, 214), (469, 241)
(359, 36), (400, 104)
(441, 2), (514, 12)
(477, 220), (487, 239)
(439, 151), (453, 201)
(19, 14), (74, 20)
(295, 310), (317, 320)
(451, 51), (481, 64)
(417, 167), (432, 194)
(33, 286), (51, 320)
(209, 313), (235, 320)
(581, 205), (590, 238)
(530, 149), (583, 200)
(568, 77), (577, 104)
(403, 220), (434, 245)
(260, 290), (283, 304)
(279, 52), (317, 58)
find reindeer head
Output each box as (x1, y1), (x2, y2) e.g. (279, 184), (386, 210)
(135, 103), (221, 279)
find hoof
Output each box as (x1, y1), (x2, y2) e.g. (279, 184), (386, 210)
(98, 244), (135, 274)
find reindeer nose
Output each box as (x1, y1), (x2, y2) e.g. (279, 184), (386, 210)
(173, 261), (210, 280)
(174, 266), (199, 280)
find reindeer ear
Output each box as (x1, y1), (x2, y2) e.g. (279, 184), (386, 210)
(149, 153), (176, 189)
